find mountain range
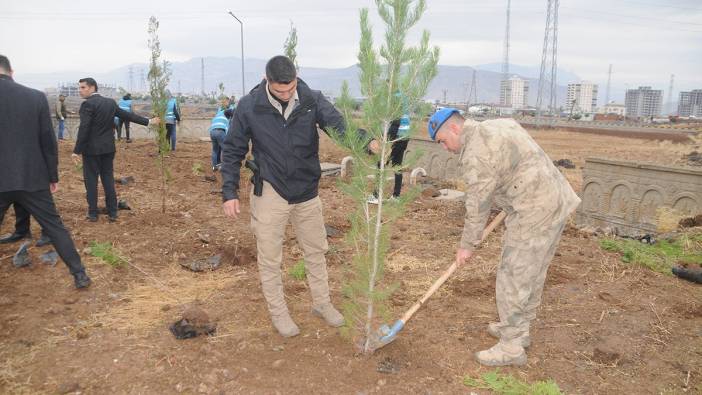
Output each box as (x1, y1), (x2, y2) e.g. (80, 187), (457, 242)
(17, 56), (582, 106)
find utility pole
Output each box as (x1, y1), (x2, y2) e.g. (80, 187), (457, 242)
(604, 64), (612, 105)
(666, 74), (674, 115)
(227, 11), (246, 96)
(501, 0), (511, 82)
(201, 58), (205, 96)
(536, 0), (560, 124)
(128, 66), (134, 92)
(442, 89), (448, 104)
(466, 70), (478, 111)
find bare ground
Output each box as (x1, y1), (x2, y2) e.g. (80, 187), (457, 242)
(0, 130), (700, 394)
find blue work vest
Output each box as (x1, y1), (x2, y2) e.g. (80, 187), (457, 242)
(209, 108), (229, 134)
(397, 93), (411, 138)
(114, 98), (133, 124)
(165, 98), (177, 123)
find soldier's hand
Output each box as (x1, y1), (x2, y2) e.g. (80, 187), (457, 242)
(149, 117), (161, 126)
(223, 199), (241, 219)
(455, 248), (473, 267)
(50, 183), (59, 193)
(71, 153), (81, 164)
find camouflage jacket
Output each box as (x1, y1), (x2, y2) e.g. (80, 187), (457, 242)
(458, 119), (581, 251)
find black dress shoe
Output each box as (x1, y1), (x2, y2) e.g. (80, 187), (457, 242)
(73, 272), (92, 289)
(108, 213), (118, 222)
(0, 232), (31, 244)
(35, 234), (52, 247)
(86, 215), (98, 222)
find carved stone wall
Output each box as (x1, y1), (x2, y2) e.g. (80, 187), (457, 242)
(576, 158), (702, 236)
(404, 138), (460, 181)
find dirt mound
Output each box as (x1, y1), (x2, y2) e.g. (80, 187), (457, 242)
(679, 214), (702, 228)
(685, 151), (702, 166)
(170, 305), (217, 339)
(221, 245), (255, 266)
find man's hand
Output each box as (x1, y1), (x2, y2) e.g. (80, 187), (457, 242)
(71, 153), (81, 164)
(455, 248), (473, 267)
(369, 139), (380, 154)
(50, 183), (59, 193)
(223, 199), (241, 219)
(149, 117), (161, 126)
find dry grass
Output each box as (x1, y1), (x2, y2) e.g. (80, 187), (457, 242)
(93, 263), (245, 332)
(656, 207), (685, 233)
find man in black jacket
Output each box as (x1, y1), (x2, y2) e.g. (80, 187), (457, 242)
(71, 78), (158, 221)
(0, 55), (90, 289)
(221, 56), (376, 337)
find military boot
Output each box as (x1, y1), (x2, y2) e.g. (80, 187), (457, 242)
(475, 341), (527, 367)
(487, 322), (531, 348)
(312, 303), (344, 327)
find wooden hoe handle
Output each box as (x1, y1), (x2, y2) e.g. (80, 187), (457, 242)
(399, 211), (507, 324)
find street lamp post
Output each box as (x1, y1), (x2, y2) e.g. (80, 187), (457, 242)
(227, 11), (245, 96)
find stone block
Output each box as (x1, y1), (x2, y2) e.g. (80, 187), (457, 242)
(576, 158), (702, 236)
(404, 138), (460, 181)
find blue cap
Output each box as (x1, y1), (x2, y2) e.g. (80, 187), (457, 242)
(427, 107), (460, 140)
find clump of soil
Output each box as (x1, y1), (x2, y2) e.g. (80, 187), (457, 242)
(553, 158), (576, 169)
(685, 151), (702, 166)
(679, 214), (702, 228)
(672, 262), (702, 284)
(221, 245), (255, 266)
(421, 187), (441, 198)
(169, 305), (217, 339)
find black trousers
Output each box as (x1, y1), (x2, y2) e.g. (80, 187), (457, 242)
(9, 203), (49, 238)
(82, 152), (117, 217)
(116, 119), (130, 140)
(0, 190), (85, 275)
(376, 139), (409, 197)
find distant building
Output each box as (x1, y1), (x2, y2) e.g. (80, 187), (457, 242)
(58, 82), (118, 98)
(625, 86), (662, 118)
(678, 89), (702, 117)
(599, 101), (626, 117)
(499, 76), (529, 109)
(566, 81), (598, 113)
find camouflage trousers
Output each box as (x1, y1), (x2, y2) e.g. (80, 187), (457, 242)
(493, 219), (567, 343)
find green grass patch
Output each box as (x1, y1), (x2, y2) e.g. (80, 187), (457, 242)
(289, 259), (306, 281)
(599, 232), (702, 274)
(89, 241), (128, 268)
(463, 370), (563, 395)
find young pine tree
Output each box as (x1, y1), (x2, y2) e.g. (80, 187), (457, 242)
(334, 0), (439, 353)
(283, 21), (299, 70)
(147, 16), (172, 213)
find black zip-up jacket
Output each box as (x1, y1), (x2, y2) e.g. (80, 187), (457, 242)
(74, 93), (149, 156)
(221, 78), (346, 204)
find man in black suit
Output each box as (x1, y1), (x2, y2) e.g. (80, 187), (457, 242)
(0, 55), (91, 289)
(71, 78), (158, 221)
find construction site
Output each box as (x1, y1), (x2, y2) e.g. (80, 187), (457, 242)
(1, 0), (701, 394)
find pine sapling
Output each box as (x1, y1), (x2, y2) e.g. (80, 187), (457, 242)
(334, 0), (439, 353)
(147, 16), (172, 213)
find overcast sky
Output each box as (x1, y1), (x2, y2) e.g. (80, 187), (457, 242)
(2, 0), (701, 94)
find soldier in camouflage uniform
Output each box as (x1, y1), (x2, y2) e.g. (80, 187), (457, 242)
(427, 108), (581, 366)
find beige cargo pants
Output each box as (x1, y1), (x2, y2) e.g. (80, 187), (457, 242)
(250, 181), (331, 317)
(493, 219), (566, 342)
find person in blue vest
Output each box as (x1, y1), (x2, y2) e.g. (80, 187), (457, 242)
(164, 92), (180, 151)
(367, 91), (411, 204)
(114, 93), (133, 142)
(209, 97), (233, 171)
